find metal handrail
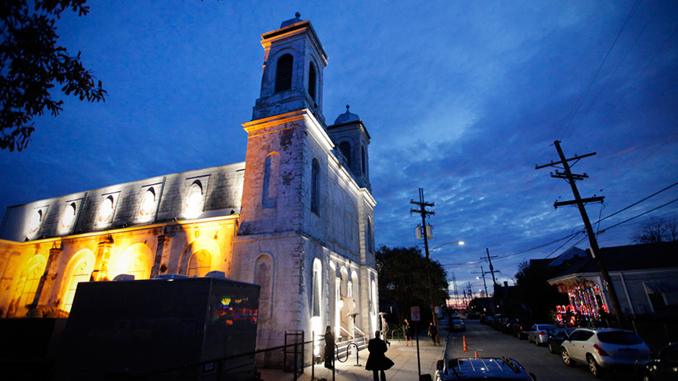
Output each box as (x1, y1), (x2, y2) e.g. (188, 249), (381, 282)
(339, 325), (353, 339)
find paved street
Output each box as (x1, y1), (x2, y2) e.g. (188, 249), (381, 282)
(444, 320), (636, 381)
(262, 318), (641, 381)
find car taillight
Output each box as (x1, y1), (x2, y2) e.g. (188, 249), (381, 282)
(539, 331), (545, 335)
(593, 344), (609, 356)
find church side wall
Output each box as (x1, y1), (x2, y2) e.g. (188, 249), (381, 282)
(0, 218), (237, 318)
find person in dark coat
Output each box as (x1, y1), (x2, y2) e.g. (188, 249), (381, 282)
(428, 322), (438, 345)
(381, 316), (391, 346)
(403, 319), (413, 346)
(365, 330), (394, 381)
(324, 326), (334, 369)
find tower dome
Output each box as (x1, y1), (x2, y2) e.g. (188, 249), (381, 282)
(334, 105), (360, 125)
(280, 12), (303, 28)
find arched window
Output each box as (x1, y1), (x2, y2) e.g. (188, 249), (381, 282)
(255, 255), (274, 319)
(187, 249), (212, 278)
(184, 181), (204, 218)
(63, 257), (94, 312)
(308, 62), (317, 101)
(275, 54), (293, 93)
(118, 243), (153, 281)
(366, 217), (374, 254)
(339, 142), (351, 168)
(312, 259), (322, 317)
(62, 253), (95, 312)
(262, 152), (280, 208)
(27, 209), (43, 236)
(361, 146), (366, 174)
(61, 203), (77, 230)
(139, 188), (156, 219)
(311, 158), (320, 215)
(98, 196), (115, 224)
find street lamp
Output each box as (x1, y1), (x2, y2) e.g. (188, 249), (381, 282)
(430, 241), (464, 252)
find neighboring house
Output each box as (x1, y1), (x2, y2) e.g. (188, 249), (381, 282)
(547, 241), (678, 324)
(0, 16), (378, 366)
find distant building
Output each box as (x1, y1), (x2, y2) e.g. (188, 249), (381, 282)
(547, 242), (678, 324)
(0, 16), (378, 366)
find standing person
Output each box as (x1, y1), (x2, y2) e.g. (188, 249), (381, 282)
(366, 331), (394, 381)
(428, 322), (438, 345)
(324, 326), (334, 369)
(403, 319), (412, 346)
(381, 315), (391, 346)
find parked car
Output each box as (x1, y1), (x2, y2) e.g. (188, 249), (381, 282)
(560, 328), (651, 378)
(502, 317), (517, 334)
(548, 328), (575, 354)
(512, 318), (535, 340)
(491, 316), (506, 330)
(527, 324), (556, 345)
(450, 318), (466, 332)
(480, 315), (496, 325)
(435, 357), (536, 381)
(635, 342), (678, 381)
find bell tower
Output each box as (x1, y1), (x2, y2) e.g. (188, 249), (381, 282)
(328, 105), (371, 191)
(253, 13), (328, 125)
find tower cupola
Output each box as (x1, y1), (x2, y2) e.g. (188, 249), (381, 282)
(328, 105), (371, 191)
(253, 14), (328, 126)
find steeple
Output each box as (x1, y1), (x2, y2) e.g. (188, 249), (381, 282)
(253, 14), (328, 126)
(328, 105), (371, 191)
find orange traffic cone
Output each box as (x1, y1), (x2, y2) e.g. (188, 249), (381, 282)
(463, 336), (468, 351)
(475, 351), (479, 358)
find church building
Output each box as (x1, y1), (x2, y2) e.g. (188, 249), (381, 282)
(0, 15), (378, 364)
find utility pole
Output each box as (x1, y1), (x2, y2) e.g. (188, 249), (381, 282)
(451, 272), (460, 310)
(481, 248), (499, 286)
(473, 266), (490, 297)
(410, 188), (439, 344)
(536, 140), (623, 328)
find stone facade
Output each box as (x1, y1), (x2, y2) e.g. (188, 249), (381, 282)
(0, 16), (377, 367)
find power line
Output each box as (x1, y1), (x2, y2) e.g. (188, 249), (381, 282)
(561, 0), (643, 139)
(594, 180), (678, 223)
(488, 182), (678, 262)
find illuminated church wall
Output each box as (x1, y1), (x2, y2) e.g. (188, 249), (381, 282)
(0, 163), (244, 318)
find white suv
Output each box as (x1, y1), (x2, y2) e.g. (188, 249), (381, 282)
(560, 328), (650, 378)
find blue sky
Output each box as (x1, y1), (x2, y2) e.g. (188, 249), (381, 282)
(1, 0), (677, 300)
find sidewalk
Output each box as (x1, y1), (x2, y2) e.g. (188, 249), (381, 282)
(260, 320), (450, 381)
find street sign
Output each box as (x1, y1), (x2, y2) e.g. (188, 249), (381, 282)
(411, 306), (421, 322)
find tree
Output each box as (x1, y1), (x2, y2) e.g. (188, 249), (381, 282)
(1, 0), (106, 152)
(514, 260), (568, 322)
(376, 246), (448, 324)
(630, 216), (678, 244)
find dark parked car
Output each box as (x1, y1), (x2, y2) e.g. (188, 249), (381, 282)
(480, 315), (495, 325)
(435, 357), (536, 380)
(548, 328), (574, 353)
(512, 318), (535, 340)
(491, 316), (507, 330)
(635, 342), (678, 381)
(450, 318), (466, 332)
(502, 317), (517, 334)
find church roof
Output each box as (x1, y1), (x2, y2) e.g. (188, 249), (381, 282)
(333, 105), (360, 125)
(0, 162), (245, 242)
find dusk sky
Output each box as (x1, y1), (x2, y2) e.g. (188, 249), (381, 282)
(1, 1), (677, 301)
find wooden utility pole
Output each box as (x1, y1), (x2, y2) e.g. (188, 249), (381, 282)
(536, 140), (623, 328)
(481, 248), (500, 286)
(410, 188), (439, 344)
